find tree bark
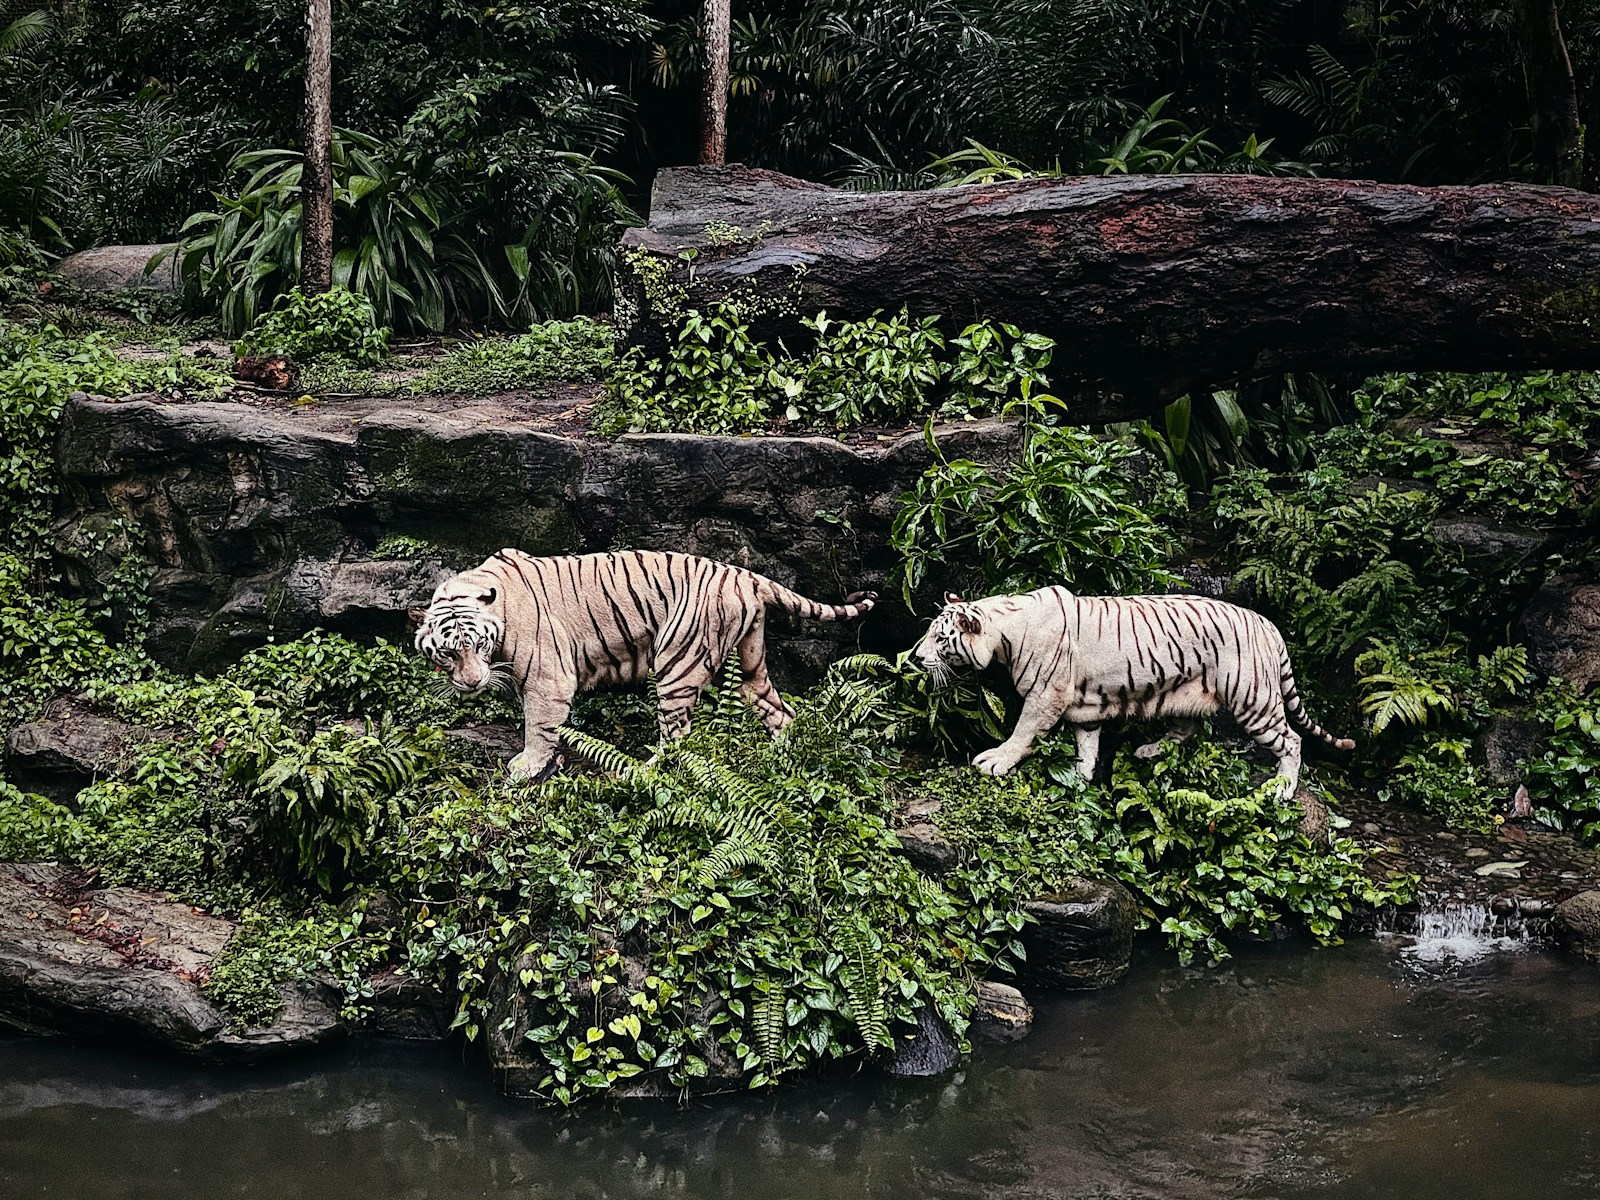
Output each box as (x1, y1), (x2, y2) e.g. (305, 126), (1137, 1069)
(698, 0), (730, 165)
(1516, 0), (1585, 190)
(618, 165), (1600, 416)
(301, 0), (334, 294)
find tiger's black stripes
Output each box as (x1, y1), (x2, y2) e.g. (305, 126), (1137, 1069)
(413, 549), (876, 780)
(911, 586), (1353, 793)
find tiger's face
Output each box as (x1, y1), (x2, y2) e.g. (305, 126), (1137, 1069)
(410, 581), (505, 694)
(912, 593), (993, 687)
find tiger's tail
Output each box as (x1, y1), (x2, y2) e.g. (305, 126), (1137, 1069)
(759, 580), (878, 622)
(1279, 645), (1356, 750)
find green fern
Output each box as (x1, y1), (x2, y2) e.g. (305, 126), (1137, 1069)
(753, 977), (787, 1067)
(557, 726), (654, 781)
(1355, 640), (1459, 734)
(833, 915), (891, 1051)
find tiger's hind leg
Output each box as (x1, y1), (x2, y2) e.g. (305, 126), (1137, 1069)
(737, 618), (794, 734)
(1133, 719), (1200, 760)
(1239, 711), (1301, 798)
(655, 658), (717, 742)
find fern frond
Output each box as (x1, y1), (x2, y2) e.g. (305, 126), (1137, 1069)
(832, 915), (891, 1051)
(558, 727), (652, 781)
(753, 978), (786, 1066)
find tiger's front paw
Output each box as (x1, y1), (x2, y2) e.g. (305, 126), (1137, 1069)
(508, 750), (559, 783)
(972, 746), (1023, 776)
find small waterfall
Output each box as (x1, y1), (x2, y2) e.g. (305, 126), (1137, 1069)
(1375, 900), (1536, 966)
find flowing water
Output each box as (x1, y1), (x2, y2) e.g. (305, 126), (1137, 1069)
(5, 930), (1600, 1200)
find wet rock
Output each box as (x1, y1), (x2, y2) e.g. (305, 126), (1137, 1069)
(1519, 898), (1549, 917)
(971, 980), (1033, 1043)
(1362, 822), (1382, 836)
(4, 703), (160, 802)
(1018, 877), (1136, 990)
(277, 556), (453, 646)
(1294, 788), (1330, 846)
(884, 1003), (962, 1077)
(1553, 891), (1600, 961)
(364, 971), (448, 1040)
(1520, 575), (1600, 692)
(894, 821), (957, 876)
(1431, 517), (1550, 571)
(1478, 714), (1542, 788)
(56, 244), (180, 295)
(0, 862), (343, 1061)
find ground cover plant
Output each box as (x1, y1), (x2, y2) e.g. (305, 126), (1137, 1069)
(600, 303), (1059, 434)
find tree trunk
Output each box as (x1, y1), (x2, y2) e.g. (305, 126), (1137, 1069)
(301, 0), (334, 294)
(698, 0), (730, 165)
(1516, 0), (1585, 190)
(618, 165), (1600, 418)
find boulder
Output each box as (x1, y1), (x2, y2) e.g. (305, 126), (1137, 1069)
(893, 820), (957, 876)
(883, 1003), (962, 1078)
(971, 980), (1033, 1042)
(55, 393), (1024, 679)
(0, 863), (343, 1061)
(1553, 890), (1600, 962)
(1018, 876), (1136, 990)
(1478, 713), (1543, 788)
(1520, 576), (1600, 692)
(4, 703), (160, 801)
(1431, 517), (1551, 570)
(56, 244), (181, 295)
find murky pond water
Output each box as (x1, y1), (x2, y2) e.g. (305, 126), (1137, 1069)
(5, 935), (1600, 1200)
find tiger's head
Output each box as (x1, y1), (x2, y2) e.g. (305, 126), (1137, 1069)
(409, 578), (507, 695)
(911, 593), (996, 688)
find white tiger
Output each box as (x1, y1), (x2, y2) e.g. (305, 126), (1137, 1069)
(911, 587), (1354, 794)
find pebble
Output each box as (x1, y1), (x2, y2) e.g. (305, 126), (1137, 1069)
(1435, 832), (1458, 841)
(1464, 848), (1491, 858)
(1362, 823), (1382, 836)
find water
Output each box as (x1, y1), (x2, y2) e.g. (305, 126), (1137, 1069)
(5, 936), (1600, 1200)
(1378, 902), (1535, 967)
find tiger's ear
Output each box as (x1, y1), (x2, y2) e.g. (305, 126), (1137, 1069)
(406, 607), (426, 626)
(956, 610), (982, 636)
(478, 587), (497, 605)
(944, 591), (964, 607)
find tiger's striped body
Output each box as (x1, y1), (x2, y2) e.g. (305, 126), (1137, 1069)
(912, 587), (1353, 793)
(411, 549), (876, 780)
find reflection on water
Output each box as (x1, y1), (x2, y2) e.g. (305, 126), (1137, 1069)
(4, 938), (1600, 1200)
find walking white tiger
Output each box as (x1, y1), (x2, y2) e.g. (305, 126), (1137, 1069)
(911, 587), (1354, 794)
(410, 548), (877, 780)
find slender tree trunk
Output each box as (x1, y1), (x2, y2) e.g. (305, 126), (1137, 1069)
(301, 0), (334, 293)
(698, 0), (730, 165)
(1516, 0), (1585, 189)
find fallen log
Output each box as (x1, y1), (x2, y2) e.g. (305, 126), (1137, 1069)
(618, 165), (1600, 415)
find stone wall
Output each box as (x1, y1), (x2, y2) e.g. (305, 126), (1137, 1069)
(54, 395), (1023, 678)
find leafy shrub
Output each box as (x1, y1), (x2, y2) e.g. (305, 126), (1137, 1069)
(601, 306), (1058, 434)
(172, 129), (633, 335)
(1525, 686), (1600, 842)
(929, 734), (1411, 966)
(0, 780), (83, 861)
(225, 715), (451, 893)
(893, 424), (1185, 605)
(604, 302), (781, 434)
(415, 319), (614, 395)
(234, 286), (390, 364)
(794, 309), (945, 426)
(391, 667), (991, 1102)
